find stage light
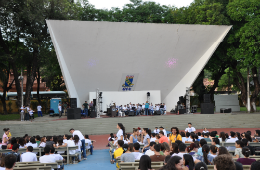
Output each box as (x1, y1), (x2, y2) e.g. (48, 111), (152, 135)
(147, 92), (150, 96)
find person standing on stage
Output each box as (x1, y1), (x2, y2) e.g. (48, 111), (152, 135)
(82, 101), (89, 118)
(37, 104), (43, 117)
(145, 101), (149, 116)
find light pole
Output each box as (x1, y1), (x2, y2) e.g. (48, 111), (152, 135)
(247, 67), (250, 113)
(18, 68), (24, 107)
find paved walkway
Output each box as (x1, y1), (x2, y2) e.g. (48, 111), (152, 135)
(65, 149), (114, 170)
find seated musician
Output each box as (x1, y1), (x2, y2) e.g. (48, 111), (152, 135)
(136, 104), (141, 115)
(131, 104), (136, 115)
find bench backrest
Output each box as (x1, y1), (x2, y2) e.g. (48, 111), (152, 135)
(13, 166), (52, 170)
(207, 165), (250, 170)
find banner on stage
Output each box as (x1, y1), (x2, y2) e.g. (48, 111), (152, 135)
(119, 73), (139, 92)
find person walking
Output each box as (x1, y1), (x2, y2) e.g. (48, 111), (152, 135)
(82, 101), (89, 118)
(37, 104), (43, 117)
(58, 103), (62, 118)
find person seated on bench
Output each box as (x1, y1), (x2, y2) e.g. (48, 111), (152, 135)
(138, 155), (153, 170)
(212, 138), (220, 148)
(145, 142), (156, 157)
(40, 146), (56, 170)
(4, 154), (16, 170)
(39, 137), (46, 148)
(84, 135), (94, 155)
(21, 146), (37, 162)
(5, 144), (20, 162)
(0, 153), (5, 170)
(150, 144), (165, 162)
(242, 138), (256, 156)
(50, 147), (64, 170)
(214, 154), (235, 170)
(159, 155), (182, 170)
(226, 131), (237, 151)
(111, 140), (124, 167)
(251, 160), (260, 170)
(56, 137), (67, 155)
(202, 133), (211, 143)
(132, 143), (143, 160)
(236, 147), (256, 165)
(129, 129), (139, 144)
(121, 144), (135, 163)
(234, 140), (244, 159)
(194, 162), (207, 170)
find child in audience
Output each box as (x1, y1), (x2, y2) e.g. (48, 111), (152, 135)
(209, 145), (218, 158)
(236, 147), (256, 165)
(187, 143), (199, 157)
(155, 134), (160, 143)
(219, 132), (226, 143)
(159, 156), (182, 170)
(111, 140), (124, 166)
(197, 139), (207, 156)
(120, 144), (135, 162)
(234, 140), (244, 158)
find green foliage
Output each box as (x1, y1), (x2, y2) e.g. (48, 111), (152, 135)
(30, 101), (39, 111)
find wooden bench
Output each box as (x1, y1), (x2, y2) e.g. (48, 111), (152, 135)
(207, 165), (250, 170)
(119, 162), (164, 170)
(15, 163), (58, 169)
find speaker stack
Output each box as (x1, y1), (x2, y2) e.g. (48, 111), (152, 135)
(70, 98), (77, 108)
(154, 111), (161, 115)
(201, 94), (214, 114)
(67, 108), (81, 119)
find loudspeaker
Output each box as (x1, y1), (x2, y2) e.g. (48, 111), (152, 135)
(179, 96), (184, 103)
(154, 111), (161, 115)
(147, 92), (150, 96)
(201, 103), (214, 114)
(67, 108), (81, 119)
(70, 98), (77, 108)
(93, 99), (96, 107)
(90, 111), (97, 118)
(203, 94), (211, 103)
(74, 108), (81, 119)
(128, 111), (135, 116)
(67, 108), (75, 119)
(179, 109), (186, 114)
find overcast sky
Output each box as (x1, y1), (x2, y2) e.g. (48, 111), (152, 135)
(87, 0), (194, 9)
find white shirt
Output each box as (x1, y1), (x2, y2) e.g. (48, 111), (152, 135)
(182, 137), (192, 143)
(40, 155), (56, 170)
(117, 129), (124, 140)
(145, 149), (155, 156)
(203, 131), (209, 133)
(75, 140), (82, 152)
(150, 137), (156, 142)
(52, 154), (63, 168)
(153, 129), (160, 134)
(164, 105), (167, 110)
(123, 107), (127, 111)
(142, 105), (145, 109)
(226, 138), (237, 151)
(37, 106), (42, 111)
(172, 153), (196, 161)
(29, 110), (34, 116)
(85, 139), (92, 149)
(26, 142), (38, 148)
(156, 106), (160, 110)
(162, 129), (167, 136)
(72, 130), (84, 140)
(20, 107), (25, 113)
(58, 105), (62, 111)
(39, 142), (46, 148)
(0, 167), (5, 170)
(185, 127), (196, 133)
(132, 152), (143, 160)
(63, 139), (68, 144)
(21, 152), (37, 162)
(67, 140), (76, 154)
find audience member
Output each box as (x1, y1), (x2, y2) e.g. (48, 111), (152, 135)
(150, 144), (165, 162)
(5, 144), (20, 162)
(159, 156), (182, 170)
(234, 140), (244, 158)
(242, 138), (255, 156)
(170, 143), (179, 155)
(69, 128), (87, 160)
(145, 142), (156, 156)
(50, 147), (64, 170)
(194, 162), (208, 170)
(112, 140), (124, 167)
(182, 132), (192, 143)
(209, 145), (218, 158)
(39, 146), (56, 163)
(84, 135), (94, 155)
(197, 139), (207, 156)
(217, 146), (229, 155)
(213, 154), (235, 170)
(226, 131), (237, 151)
(159, 127), (167, 136)
(185, 123), (196, 133)
(2, 128), (10, 149)
(116, 123), (125, 140)
(121, 144), (135, 162)
(153, 127), (159, 134)
(197, 144), (214, 165)
(150, 133), (156, 142)
(132, 143), (143, 160)
(234, 162), (243, 170)
(169, 127), (182, 144)
(159, 131), (169, 144)
(129, 129), (139, 144)
(139, 155), (154, 170)
(18, 138), (26, 148)
(161, 142), (171, 156)
(251, 160), (260, 170)
(202, 133), (211, 142)
(219, 132), (226, 142)
(212, 138), (220, 148)
(20, 146), (37, 162)
(236, 147), (256, 165)
(187, 143), (199, 156)
(183, 154), (194, 170)
(73, 135), (82, 161)
(142, 128), (151, 152)
(164, 155), (171, 165)
(4, 154), (16, 170)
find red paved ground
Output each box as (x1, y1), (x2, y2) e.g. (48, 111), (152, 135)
(89, 128), (260, 150)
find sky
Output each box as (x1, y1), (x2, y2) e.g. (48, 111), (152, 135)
(87, 0), (194, 9)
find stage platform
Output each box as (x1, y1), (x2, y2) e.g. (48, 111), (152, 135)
(0, 112), (260, 138)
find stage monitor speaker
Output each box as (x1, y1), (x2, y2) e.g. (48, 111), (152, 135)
(179, 109), (186, 114)
(70, 98), (77, 108)
(93, 99), (96, 107)
(128, 111), (135, 116)
(154, 111), (161, 115)
(90, 111), (97, 118)
(201, 103), (214, 114)
(67, 108), (75, 119)
(110, 106), (117, 117)
(203, 94), (211, 103)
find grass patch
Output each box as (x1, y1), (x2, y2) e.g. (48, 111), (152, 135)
(0, 113), (46, 121)
(240, 107), (260, 112)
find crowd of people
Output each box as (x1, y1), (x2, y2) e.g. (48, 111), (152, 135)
(0, 128), (95, 170)
(109, 123), (260, 170)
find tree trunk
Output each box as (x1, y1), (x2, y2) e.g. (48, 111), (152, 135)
(37, 67), (41, 105)
(11, 62), (22, 108)
(250, 67), (260, 112)
(234, 71), (247, 108)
